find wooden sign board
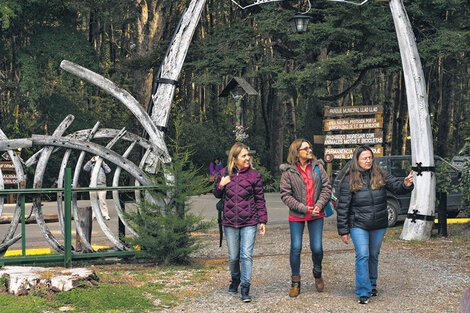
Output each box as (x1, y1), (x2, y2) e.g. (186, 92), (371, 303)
(324, 105), (383, 117)
(325, 146), (383, 160)
(0, 162), (15, 172)
(2, 173), (18, 185)
(324, 117), (383, 131)
(324, 132), (383, 145)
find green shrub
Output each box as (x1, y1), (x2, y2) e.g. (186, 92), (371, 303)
(460, 162), (470, 216)
(124, 119), (215, 265)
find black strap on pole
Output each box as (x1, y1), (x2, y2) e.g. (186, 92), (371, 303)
(406, 209), (435, 223)
(411, 162), (435, 176)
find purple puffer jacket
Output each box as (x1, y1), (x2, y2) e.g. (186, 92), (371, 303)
(213, 166), (268, 228)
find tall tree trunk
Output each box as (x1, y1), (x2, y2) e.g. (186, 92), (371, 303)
(436, 57), (452, 157)
(269, 94), (285, 177)
(133, 0), (175, 107)
(384, 71), (398, 155)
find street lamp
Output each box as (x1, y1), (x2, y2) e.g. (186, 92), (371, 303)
(290, 13), (311, 33)
(231, 0), (312, 33)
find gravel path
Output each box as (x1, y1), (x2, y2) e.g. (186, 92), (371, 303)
(167, 225), (470, 312)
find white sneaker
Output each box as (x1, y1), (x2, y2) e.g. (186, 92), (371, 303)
(104, 215), (111, 220)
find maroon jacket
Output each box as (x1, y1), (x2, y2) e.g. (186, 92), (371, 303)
(213, 166), (268, 228)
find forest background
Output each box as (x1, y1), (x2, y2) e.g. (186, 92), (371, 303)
(1, 0), (469, 188)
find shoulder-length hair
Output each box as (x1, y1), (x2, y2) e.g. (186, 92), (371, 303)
(227, 142), (252, 177)
(286, 139), (316, 166)
(347, 145), (386, 192)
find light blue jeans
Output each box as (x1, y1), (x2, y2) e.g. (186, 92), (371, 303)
(224, 225), (257, 286)
(289, 218), (324, 276)
(350, 227), (387, 298)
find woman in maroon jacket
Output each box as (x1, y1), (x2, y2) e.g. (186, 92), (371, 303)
(280, 139), (332, 297)
(213, 142), (268, 303)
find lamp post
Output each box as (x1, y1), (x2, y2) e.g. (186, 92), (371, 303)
(219, 77), (258, 142)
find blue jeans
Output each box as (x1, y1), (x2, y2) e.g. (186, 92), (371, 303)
(289, 218), (324, 276)
(224, 225), (257, 286)
(350, 227), (387, 298)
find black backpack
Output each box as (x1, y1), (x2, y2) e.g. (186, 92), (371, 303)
(216, 168), (227, 247)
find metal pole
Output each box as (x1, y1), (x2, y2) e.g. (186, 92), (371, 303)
(21, 195), (25, 256)
(64, 168), (72, 268)
(118, 197), (126, 240)
(437, 192), (447, 237)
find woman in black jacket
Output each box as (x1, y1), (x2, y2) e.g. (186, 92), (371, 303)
(337, 146), (413, 304)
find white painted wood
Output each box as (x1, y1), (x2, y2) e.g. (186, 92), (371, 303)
(0, 139), (32, 150)
(89, 128), (128, 250)
(71, 123), (100, 253)
(32, 115), (75, 254)
(151, 0), (207, 127)
(388, 0), (435, 240)
(60, 60), (171, 164)
(112, 141), (139, 237)
(0, 129), (26, 254)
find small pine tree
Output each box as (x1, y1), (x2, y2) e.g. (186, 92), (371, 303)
(124, 119), (214, 265)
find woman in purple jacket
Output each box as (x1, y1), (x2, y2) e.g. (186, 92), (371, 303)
(213, 142), (268, 303)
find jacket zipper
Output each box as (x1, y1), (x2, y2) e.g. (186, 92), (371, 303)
(366, 174), (376, 221)
(235, 171), (239, 227)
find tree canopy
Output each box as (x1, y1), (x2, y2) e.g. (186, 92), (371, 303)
(1, 0), (469, 179)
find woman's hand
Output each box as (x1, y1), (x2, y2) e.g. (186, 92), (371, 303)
(310, 206), (321, 217)
(259, 223), (266, 236)
(404, 170), (414, 187)
(341, 234), (349, 244)
(219, 176), (231, 188)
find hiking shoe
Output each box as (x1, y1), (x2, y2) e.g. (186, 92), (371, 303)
(289, 275), (301, 297)
(229, 279), (240, 293)
(358, 296), (369, 304)
(313, 269), (324, 292)
(241, 284), (251, 302)
(371, 289), (378, 297)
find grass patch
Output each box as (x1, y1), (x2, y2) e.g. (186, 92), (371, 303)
(0, 262), (216, 312)
(51, 282), (177, 312)
(0, 295), (53, 313)
(383, 226), (403, 242)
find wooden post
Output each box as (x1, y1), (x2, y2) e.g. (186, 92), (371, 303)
(76, 206), (93, 252)
(151, 0), (207, 128)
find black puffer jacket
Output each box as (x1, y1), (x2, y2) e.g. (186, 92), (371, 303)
(336, 170), (413, 235)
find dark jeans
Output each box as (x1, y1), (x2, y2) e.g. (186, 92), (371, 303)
(289, 218), (324, 276)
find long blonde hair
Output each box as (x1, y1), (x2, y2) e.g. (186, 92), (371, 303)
(347, 145), (386, 192)
(227, 142), (251, 176)
(286, 139), (316, 166)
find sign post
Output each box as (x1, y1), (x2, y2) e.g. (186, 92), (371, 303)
(322, 105), (384, 162)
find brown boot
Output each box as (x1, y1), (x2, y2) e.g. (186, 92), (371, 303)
(313, 269), (324, 292)
(289, 275), (301, 297)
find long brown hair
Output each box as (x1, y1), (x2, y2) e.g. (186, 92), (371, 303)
(227, 142), (251, 176)
(346, 145), (386, 192)
(286, 139), (316, 165)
